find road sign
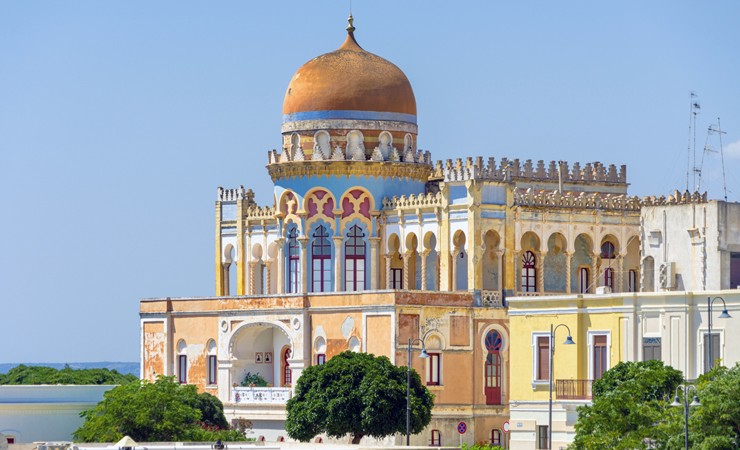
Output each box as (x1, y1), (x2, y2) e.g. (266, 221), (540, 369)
(457, 421), (467, 434)
(503, 421), (510, 433)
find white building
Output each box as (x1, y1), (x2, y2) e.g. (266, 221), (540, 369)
(641, 198), (740, 292)
(0, 385), (115, 443)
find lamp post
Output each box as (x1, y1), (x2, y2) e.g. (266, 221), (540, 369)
(671, 384), (700, 450)
(707, 296), (732, 373)
(548, 324), (575, 450)
(406, 337), (429, 446)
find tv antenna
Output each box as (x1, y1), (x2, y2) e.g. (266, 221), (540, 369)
(686, 92), (701, 191)
(695, 118), (728, 200)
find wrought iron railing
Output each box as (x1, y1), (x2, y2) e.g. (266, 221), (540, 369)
(556, 379), (593, 400)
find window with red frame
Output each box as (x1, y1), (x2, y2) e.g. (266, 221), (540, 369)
(491, 429), (503, 446)
(604, 267), (614, 290)
(345, 225), (366, 291)
(430, 429), (441, 446)
(426, 352), (440, 385)
(311, 225), (332, 292)
(316, 353), (326, 365)
(283, 348), (292, 386)
(391, 268), (403, 289)
(287, 228), (300, 293)
(521, 251), (536, 292)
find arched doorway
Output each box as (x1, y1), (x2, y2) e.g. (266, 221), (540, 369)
(485, 330), (503, 405)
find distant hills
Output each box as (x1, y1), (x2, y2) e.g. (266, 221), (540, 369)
(0, 362), (139, 377)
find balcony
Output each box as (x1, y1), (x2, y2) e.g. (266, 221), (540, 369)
(481, 290), (504, 307)
(232, 387), (292, 404)
(555, 379), (593, 400)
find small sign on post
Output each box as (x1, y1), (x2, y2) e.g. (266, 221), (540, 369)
(457, 421), (467, 434)
(503, 421), (510, 433)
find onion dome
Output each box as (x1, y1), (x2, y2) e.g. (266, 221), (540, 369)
(282, 15), (417, 128)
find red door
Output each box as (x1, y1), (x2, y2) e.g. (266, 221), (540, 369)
(485, 331), (503, 405)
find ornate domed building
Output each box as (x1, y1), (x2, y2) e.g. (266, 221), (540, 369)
(140, 15), (656, 448)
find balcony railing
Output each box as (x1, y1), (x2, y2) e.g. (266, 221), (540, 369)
(555, 379), (593, 400)
(232, 386), (292, 404)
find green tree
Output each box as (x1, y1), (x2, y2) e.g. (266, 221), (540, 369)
(285, 351), (434, 444)
(662, 364), (740, 450)
(570, 360), (683, 449)
(73, 376), (243, 442)
(0, 365), (137, 385)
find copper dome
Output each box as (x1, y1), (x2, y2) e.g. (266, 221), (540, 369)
(282, 20), (417, 123)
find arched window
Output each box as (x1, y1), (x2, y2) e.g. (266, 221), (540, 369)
(601, 242), (616, 289)
(287, 227), (300, 293)
(177, 340), (187, 384)
(345, 225), (366, 291)
(491, 429), (503, 446)
(206, 339), (217, 385)
(485, 330), (503, 405)
(283, 347), (292, 386)
(600, 241), (616, 259)
(521, 251), (536, 292)
(430, 430), (441, 447)
(311, 225), (332, 292)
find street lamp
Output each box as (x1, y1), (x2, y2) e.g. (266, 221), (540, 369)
(671, 384), (700, 450)
(406, 337), (429, 446)
(707, 296), (732, 373)
(548, 324), (575, 450)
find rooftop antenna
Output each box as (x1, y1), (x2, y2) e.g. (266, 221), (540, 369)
(686, 92), (701, 191)
(696, 118), (729, 200)
(715, 117), (728, 201)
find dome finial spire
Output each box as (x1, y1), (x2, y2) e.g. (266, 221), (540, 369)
(346, 14), (355, 34)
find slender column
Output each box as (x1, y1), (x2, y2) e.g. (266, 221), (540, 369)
(565, 252), (572, 294)
(421, 250), (430, 290)
(276, 239), (285, 294)
(385, 254), (393, 289)
(616, 255), (624, 293)
(299, 237), (309, 294)
(513, 251), (520, 293)
(591, 255), (599, 293)
(266, 260), (272, 294)
(223, 263), (231, 296)
(403, 252), (411, 290)
(496, 249), (505, 291)
(538, 251), (547, 293)
(435, 252), (441, 291)
(248, 261), (257, 295)
(369, 237), (380, 290)
(333, 236), (343, 292)
(451, 249), (458, 291)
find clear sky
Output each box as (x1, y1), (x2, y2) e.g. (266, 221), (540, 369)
(1, 1), (739, 363)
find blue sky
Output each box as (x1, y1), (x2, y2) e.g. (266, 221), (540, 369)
(1, 1), (738, 363)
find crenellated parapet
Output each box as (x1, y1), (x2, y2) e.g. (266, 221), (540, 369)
(217, 186), (247, 202)
(381, 191), (443, 210)
(514, 188), (707, 211)
(244, 205), (277, 220)
(433, 157), (627, 185)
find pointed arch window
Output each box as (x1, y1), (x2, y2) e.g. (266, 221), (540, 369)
(345, 225), (366, 291)
(287, 227), (301, 293)
(521, 251), (536, 292)
(485, 330), (503, 405)
(312, 225), (332, 292)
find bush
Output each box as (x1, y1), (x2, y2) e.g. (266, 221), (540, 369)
(240, 372), (269, 387)
(461, 443), (504, 450)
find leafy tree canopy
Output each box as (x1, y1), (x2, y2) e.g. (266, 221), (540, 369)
(0, 364), (138, 385)
(73, 376), (242, 443)
(286, 351), (434, 444)
(570, 360), (683, 449)
(663, 364), (740, 450)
